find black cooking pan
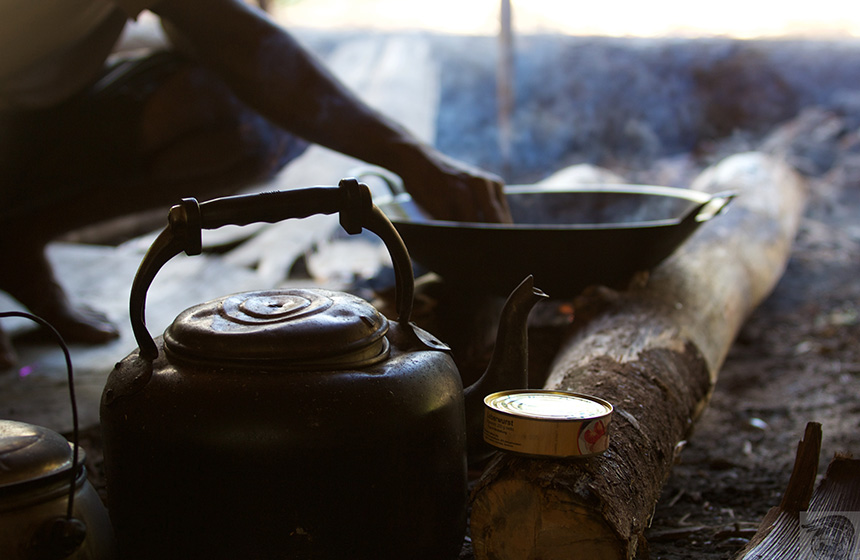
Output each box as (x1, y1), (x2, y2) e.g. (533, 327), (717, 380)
(370, 177), (734, 298)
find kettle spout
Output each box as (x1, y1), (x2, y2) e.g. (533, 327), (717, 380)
(463, 275), (548, 466)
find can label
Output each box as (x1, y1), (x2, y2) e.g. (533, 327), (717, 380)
(483, 390), (613, 458)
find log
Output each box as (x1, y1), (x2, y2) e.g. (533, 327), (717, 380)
(470, 152), (808, 559)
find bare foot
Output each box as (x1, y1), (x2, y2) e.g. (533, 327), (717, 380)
(34, 302), (120, 344)
(0, 242), (120, 358)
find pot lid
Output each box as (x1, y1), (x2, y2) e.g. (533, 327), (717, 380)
(0, 420), (74, 488)
(163, 289), (390, 369)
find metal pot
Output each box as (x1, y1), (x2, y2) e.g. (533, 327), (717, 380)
(372, 177), (734, 297)
(0, 421), (116, 560)
(100, 179), (545, 560)
(0, 311), (115, 560)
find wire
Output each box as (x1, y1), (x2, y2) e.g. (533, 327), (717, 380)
(0, 311), (79, 520)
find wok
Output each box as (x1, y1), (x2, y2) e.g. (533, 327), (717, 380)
(373, 182), (734, 298)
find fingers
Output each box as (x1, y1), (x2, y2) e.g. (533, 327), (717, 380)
(431, 179), (511, 223)
(486, 180), (513, 223)
(465, 177), (512, 224)
(396, 150), (512, 223)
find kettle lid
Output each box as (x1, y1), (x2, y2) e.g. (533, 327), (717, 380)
(0, 420), (76, 489)
(163, 288), (390, 369)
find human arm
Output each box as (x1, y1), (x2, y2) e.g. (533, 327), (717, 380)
(147, 0), (512, 222)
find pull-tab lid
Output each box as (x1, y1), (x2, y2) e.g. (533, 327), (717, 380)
(163, 289), (390, 370)
(0, 420), (75, 488)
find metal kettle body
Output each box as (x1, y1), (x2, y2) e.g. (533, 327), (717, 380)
(0, 420), (116, 560)
(102, 322), (466, 560)
(100, 180), (543, 560)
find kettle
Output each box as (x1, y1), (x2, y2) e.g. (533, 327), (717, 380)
(0, 312), (116, 560)
(0, 421), (116, 560)
(99, 179), (546, 560)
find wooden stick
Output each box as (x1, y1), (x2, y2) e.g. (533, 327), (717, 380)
(737, 423), (860, 559)
(735, 422), (822, 558)
(470, 152), (807, 559)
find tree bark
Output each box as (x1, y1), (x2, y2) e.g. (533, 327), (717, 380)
(470, 152), (808, 559)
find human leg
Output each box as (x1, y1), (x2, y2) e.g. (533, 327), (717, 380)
(0, 51), (305, 366)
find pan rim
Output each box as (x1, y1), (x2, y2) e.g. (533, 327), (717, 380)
(378, 183), (714, 230)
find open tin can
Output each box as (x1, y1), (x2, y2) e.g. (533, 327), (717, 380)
(483, 390), (613, 458)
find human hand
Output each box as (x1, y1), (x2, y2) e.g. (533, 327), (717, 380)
(398, 149), (513, 224)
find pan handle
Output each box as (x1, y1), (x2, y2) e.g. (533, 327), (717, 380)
(348, 166), (407, 196)
(690, 190), (736, 223)
(128, 179), (415, 361)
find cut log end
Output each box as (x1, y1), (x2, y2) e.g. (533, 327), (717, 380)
(470, 342), (710, 559)
(471, 476), (629, 560)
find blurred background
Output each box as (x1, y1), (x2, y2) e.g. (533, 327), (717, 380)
(274, 0), (860, 38)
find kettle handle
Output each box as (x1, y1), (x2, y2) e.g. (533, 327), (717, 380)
(129, 178), (415, 361)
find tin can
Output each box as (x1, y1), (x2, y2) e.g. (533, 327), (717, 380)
(483, 390), (613, 458)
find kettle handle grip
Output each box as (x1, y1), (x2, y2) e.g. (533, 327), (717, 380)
(129, 179), (414, 361)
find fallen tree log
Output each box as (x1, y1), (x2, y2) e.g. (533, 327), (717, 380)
(470, 152), (807, 559)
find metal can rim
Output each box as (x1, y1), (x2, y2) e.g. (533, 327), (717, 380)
(483, 389), (613, 422)
(483, 390), (614, 458)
